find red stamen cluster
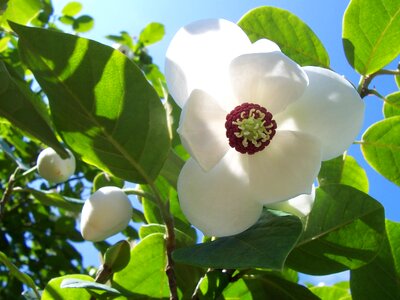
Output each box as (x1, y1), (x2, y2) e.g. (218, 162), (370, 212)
(225, 102), (277, 154)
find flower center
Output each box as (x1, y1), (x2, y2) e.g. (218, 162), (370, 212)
(225, 103), (277, 154)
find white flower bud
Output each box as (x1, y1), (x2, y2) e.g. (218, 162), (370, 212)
(37, 147), (76, 183)
(80, 186), (132, 242)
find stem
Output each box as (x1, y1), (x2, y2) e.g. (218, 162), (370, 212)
(0, 167), (20, 220)
(357, 67), (400, 98)
(147, 181), (178, 300)
(123, 188), (156, 202)
(13, 165), (37, 181)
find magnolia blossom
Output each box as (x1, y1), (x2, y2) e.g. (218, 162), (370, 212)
(165, 19), (364, 237)
(80, 186), (132, 242)
(37, 147), (76, 183)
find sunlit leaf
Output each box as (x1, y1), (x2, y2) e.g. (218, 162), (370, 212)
(72, 15), (94, 33)
(61, 278), (121, 295)
(11, 22), (170, 184)
(139, 224), (195, 246)
(310, 281), (351, 300)
(238, 6), (330, 67)
(139, 22), (165, 46)
(383, 91), (400, 118)
(287, 184), (385, 275)
(350, 220), (400, 299)
(361, 117), (400, 186)
(343, 0), (400, 75)
(61, 1), (82, 17)
(0, 0), (41, 30)
(113, 233), (170, 298)
(59, 15), (75, 26)
(173, 210), (302, 269)
(318, 154), (369, 193)
(42, 274), (94, 300)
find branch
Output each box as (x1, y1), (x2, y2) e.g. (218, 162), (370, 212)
(358, 66), (400, 98)
(0, 167), (20, 220)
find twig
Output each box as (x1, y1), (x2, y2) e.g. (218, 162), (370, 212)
(0, 167), (20, 220)
(358, 66), (400, 98)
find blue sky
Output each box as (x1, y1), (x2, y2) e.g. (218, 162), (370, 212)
(52, 0), (399, 286)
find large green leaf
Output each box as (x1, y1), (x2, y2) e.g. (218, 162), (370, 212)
(310, 282), (351, 300)
(343, 0), (400, 75)
(287, 184), (385, 275)
(113, 233), (170, 298)
(42, 274), (94, 300)
(11, 23), (170, 184)
(318, 154), (369, 193)
(0, 0), (41, 30)
(350, 220), (400, 300)
(383, 91), (400, 118)
(0, 61), (67, 157)
(221, 274), (319, 300)
(361, 116), (400, 186)
(238, 6), (330, 68)
(173, 210), (302, 269)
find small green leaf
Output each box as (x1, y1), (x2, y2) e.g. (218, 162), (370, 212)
(72, 15), (94, 33)
(0, 0), (41, 30)
(92, 172), (124, 192)
(238, 6), (330, 68)
(22, 187), (84, 212)
(0, 61), (67, 157)
(350, 220), (400, 299)
(0, 36), (10, 52)
(11, 23), (170, 184)
(310, 281), (351, 300)
(61, 278), (121, 295)
(361, 116), (400, 186)
(0, 251), (40, 299)
(343, 0), (400, 75)
(318, 154), (369, 193)
(61, 1), (82, 17)
(287, 184), (385, 275)
(103, 240), (130, 273)
(42, 275), (94, 300)
(383, 91), (400, 118)
(113, 233), (170, 298)
(222, 274), (319, 300)
(58, 15), (75, 25)
(173, 210), (302, 269)
(139, 22), (165, 46)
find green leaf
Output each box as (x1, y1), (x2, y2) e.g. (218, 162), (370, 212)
(361, 116), (400, 186)
(113, 233), (170, 298)
(222, 274), (319, 300)
(383, 91), (400, 118)
(58, 15), (75, 26)
(0, 251), (40, 299)
(21, 187), (84, 212)
(350, 220), (400, 299)
(287, 184), (385, 275)
(343, 0), (400, 75)
(42, 274), (94, 300)
(103, 240), (130, 273)
(159, 149), (184, 189)
(0, 0), (41, 30)
(318, 154), (369, 193)
(310, 282), (351, 300)
(173, 210), (302, 269)
(61, 278), (121, 295)
(139, 224), (195, 247)
(238, 6), (330, 68)
(72, 15), (94, 33)
(0, 36), (10, 52)
(92, 172), (124, 192)
(139, 22), (165, 46)
(11, 23), (170, 184)
(0, 61), (68, 157)
(61, 1), (82, 17)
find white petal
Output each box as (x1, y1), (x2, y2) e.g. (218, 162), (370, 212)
(229, 52), (308, 114)
(266, 185), (316, 218)
(275, 66), (365, 161)
(244, 130), (322, 204)
(178, 150), (263, 237)
(178, 89), (230, 171)
(165, 19), (251, 110)
(80, 187), (132, 242)
(248, 39), (281, 53)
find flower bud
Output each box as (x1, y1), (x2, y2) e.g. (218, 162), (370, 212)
(37, 147), (76, 183)
(80, 186), (132, 242)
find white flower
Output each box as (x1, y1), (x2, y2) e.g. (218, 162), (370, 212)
(80, 186), (132, 242)
(37, 147), (76, 183)
(165, 19), (364, 237)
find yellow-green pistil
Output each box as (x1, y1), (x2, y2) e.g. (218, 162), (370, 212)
(225, 103), (277, 154)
